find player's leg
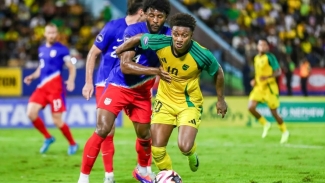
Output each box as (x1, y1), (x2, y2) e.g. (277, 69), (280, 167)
(267, 92), (289, 144)
(96, 86), (115, 181)
(49, 93), (78, 155)
(177, 107), (201, 172)
(128, 93), (155, 182)
(248, 88), (271, 138)
(27, 89), (54, 153)
(78, 85), (125, 183)
(151, 100), (175, 171)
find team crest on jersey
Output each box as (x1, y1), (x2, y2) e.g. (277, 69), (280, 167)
(96, 34), (104, 43)
(143, 36), (149, 45)
(182, 64), (190, 70)
(104, 98), (112, 105)
(50, 50), (57, 57)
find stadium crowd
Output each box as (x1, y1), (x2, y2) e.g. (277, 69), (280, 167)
(181, 0), (325, 69)
(0, 0), (112, 68)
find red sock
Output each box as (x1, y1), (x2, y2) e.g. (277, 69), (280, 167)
(60, 123), (76, 145)
(101, 135), (114, 173)
(136, 138), (151, 167)
(81, 132), (105, 174)
(32, 117), (51, 139)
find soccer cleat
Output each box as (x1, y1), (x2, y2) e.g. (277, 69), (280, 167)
(132, 167), (153, 183)
(103, 177), (115, 183)
(68, 144), (79, 155)
(188, 153), (199, 172)
(280, 131), (290, 144)
(262, 122), (271, 138)
(40, 137), (55, 154)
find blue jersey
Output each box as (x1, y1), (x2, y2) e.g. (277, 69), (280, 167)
(95, 18), (128, 86)
(107, 22), (171, 90)
(38, 42), (70, 88)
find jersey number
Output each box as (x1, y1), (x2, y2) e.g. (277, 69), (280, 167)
(39, 59), (45, 68)
(53, 99), (62, 112)
(133, 54), (141, 63)
(154, 100), (163, 112)
(167, 66), (178, 76)
(110, 46), (118, 58)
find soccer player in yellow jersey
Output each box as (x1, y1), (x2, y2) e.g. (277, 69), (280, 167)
(116, 13), (228, 172)
(248, 38), (290, 144)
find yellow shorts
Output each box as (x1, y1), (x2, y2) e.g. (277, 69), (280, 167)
(151, 99), (202, 129)
(249, 84), (280, 109)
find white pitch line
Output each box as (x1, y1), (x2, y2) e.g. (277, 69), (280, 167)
(282, 143), (324, 149)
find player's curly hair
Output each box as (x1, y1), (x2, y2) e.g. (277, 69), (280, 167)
(169, 13), (196, 31)
(143, 0), (171, 16)
(127, 0), (144, 15)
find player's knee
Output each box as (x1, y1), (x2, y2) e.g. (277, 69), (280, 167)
(152, 146), (166, 160)
(26, 108), (38, 121)
(52, 113), (64, 128)
(248, 104), (256, 113)
(178, 140), (194, 154)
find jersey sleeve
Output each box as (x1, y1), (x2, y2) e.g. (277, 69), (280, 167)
(61, 46), (71, 62)
(203, 51), (220, 76)
(140, 33), (171, 51)
(266, 53), (280, 70)
(94, 23), (114, 51)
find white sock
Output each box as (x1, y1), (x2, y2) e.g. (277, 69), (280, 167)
(147, 166), (152, 173)
(137, 164), (148, 175)
(105, 172), (114, 179)
(78, 173), (89, 183)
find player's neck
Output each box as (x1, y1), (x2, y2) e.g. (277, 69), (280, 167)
(125, 15), (139, 25)
(45, 42), (54, 47)
(258, 52), (266, 56)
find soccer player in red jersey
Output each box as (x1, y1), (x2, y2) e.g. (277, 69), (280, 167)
(81, 0), (145, 182)
(78, 0), (171, 183)
(24, 24), (78, 155)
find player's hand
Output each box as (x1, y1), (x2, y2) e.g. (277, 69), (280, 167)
(65, 80), (75, 92)
(158, 66), (171, 83)
(250, 79), (255, 87)
(82, 82), (94, 100)
(216, 98), (227, 118)
(260, 76), (269, 81)
(24, 75), (33, 85)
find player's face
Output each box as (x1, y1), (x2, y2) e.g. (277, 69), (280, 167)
(44, 26), (58, 44)
(257, 40), (269, 53)
(145, 8), (167, 33)
(171, 26), (192, 53)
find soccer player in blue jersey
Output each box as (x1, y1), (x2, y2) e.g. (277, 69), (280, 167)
(23, 23), (78, 155)
(80, 1), (144, 182)
(78, 0), (171, 183)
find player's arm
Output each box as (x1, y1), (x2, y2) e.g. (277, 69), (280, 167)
(118, 33), (171, 82)
(64, 55), (76, 92)
(205, 51), (227, 118)
(115, 34), (143, 55)
(24, 66), (41, 85)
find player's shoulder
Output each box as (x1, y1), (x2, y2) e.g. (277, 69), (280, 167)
(191, 41), (213, 56)
(126, 22), (146, 32)
(160, 25), (171, 35)
(265, 52), (276, 58)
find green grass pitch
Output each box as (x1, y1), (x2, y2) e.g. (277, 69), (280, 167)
(0, 124), (324, 183)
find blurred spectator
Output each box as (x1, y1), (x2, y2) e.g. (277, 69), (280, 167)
(0, 0), (113, 67)
(282, 55), (295, 96)
(181, 0), (325, 71)
(299, 58), (311, 96)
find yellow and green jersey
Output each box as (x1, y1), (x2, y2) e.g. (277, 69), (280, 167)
(140, 33), (219, 107)
(253, 52), (280, 89)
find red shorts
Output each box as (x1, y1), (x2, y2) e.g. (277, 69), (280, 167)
(97, 84), (152, 123)
(95, 86), (105, 105)
(29, 78), (66, 113)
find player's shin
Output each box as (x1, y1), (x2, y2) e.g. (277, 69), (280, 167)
(101, 135), (115, 176)
(135, 138), (151, 175)
(151, 146), (173, 171)
(80, 132), (105, 175)
(182, 143), (199, 172)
